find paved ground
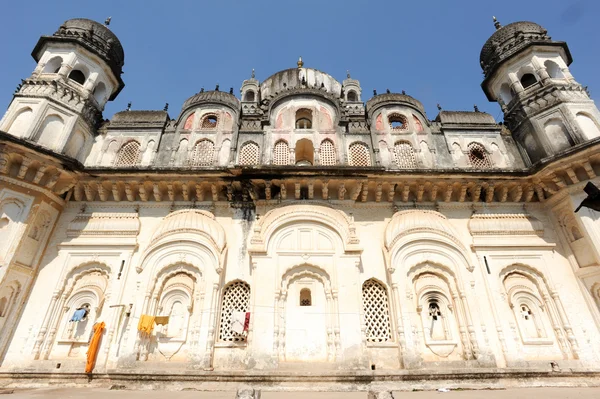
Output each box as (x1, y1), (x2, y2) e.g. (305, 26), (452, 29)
(1, 387), (599, 398)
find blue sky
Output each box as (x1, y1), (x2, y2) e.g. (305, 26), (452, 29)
(0, 0), (598, 122)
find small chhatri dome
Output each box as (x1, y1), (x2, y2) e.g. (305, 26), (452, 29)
(479, 20), (570, 79)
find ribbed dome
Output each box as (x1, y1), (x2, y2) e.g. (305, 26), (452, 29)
(366, 92), (426, 116)
(32, 18), (125, 97)
(260, 67), (342, 99)
(60, 19), (124, 66)
(150, 209), (226, 250)
(480, 21), (553, 78)
(181, 90), (240, 113)
(384, 209), (459, 249)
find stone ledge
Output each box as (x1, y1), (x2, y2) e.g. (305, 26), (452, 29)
(1, 369), (600, 391)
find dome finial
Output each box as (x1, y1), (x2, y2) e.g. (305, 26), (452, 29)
(297, 56), (304, 68)
(251, 68), (255, 79)
(493, 16), (502, 30)
(104, 16), (111, 26)
(346, 70), (351, 79)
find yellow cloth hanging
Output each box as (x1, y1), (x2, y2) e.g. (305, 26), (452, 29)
(137, 315), (155, 335)
(154, 316), (170, 325)
(85, 321), (105, 373)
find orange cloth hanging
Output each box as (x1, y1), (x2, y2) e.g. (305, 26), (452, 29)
(85, 321), (105, 373)
(137, 314), (155, 335)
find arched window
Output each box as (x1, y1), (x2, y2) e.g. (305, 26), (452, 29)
(348, 142), (371, 166)
(114, 140), (141, 166)
(8, 107), (33, 137)
(238, 141), (260, 165)
(37, 115), (64, 149)
(576, 113), (600, 140)
(43, 56), (63, 74)
(273, 140), (290, 165)
(244, 90), (255, 102)
(520, 73), (537, 89)
(319, 139), (337, 166)
(68, 69), (86, 85)
(295, 108), (312, 129)
(427, 299), (447, 340)
(347, 90), (357, 102)
(362, 279), (392, 343)
(499, 83), (514, 105)
(190, 139), (215, 166)
(218, 281), (250, 342)
(412, 114), (424, 133)
(201, 114), (218, 129)
(295, 138), (314, 166)
(467, 142), (492, 169)
(388, 113), (408, 131)
(393, 141), (416, 168)
(300, 288), (312, 306)
(93, 82), (107, 104)
(544, 60), (565, 79)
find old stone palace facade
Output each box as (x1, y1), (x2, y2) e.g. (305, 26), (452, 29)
(1, 17), (600, 376)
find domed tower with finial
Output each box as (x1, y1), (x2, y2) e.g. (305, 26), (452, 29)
(481, 17), (600, 164)
(0, 18), (125, 163)
(240, 68), (260, 115)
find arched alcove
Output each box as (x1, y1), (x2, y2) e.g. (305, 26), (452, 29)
(37, 115), (65, 150)
(7, 107), (33, 137)
(295, 138), (314, 166)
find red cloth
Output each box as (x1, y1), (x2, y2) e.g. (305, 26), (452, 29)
(243, 312), (251, 332)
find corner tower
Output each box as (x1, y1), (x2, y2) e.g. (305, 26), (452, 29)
(0, 18), (125, 163)
(481, 18), (600, 163)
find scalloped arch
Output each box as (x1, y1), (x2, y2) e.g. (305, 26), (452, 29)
(249, 204), (361, 254)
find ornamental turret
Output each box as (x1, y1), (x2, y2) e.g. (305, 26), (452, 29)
(481, 18), (600, 163)
(0, 18), (125, 163)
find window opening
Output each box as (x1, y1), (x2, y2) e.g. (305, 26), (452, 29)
(520, 73), (537, 89)
(190, 139), (215, 166)
(273, 140), (290, 165)
(362, 279), (392, 343)
(114, 141), (141, 166)
(348, 142), (371, 166)
(295, 109), (313, 129)
(467, 142), (492, 168)
(244, 90), (255, 102)
(238, 142), (260, 165)
(218, 281), (250, 342)
(347, 90), (357, 102)
(300, 288), (312, 306)
(388, 113), (408, 131)
(319, 139), (337, 165)
(429, 301), (442, 321)
(68, 70), (86, 85)
(202, 114), (218, 129)
(393, 141), (416, 168)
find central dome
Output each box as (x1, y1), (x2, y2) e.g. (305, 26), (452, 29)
(260, 67), (342, 99)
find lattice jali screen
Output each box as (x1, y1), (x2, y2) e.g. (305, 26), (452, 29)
(319, 139), (337, 165)
(393, 141), (416, 168)
(218, 281), (250, 342)
(114, 140), (140, 166)
(348, 142), (371, 166)
(467, 142), (492, 169)
(362, 279), (392, 343)
(238, 142), (260, 165)
(273, 140), (290, 165)
(190, 139), (215, 166)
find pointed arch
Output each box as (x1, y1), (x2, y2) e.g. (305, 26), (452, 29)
(319, 139), (337, 166)
(190, 139), (215, 166)
(467, 142), (492, 169)
(114, 140), (141, 166)
(273, 140), (290, 165)
(348, 141), (371, 166)
(7, 107), (33, 137)
(218, 280), (250, 342)
(362, 278), (392, 343)
(393, 140), (416, 168)
(238, 141), (260, 165)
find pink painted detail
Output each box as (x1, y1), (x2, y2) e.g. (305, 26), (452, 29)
(276, 112), (284, 129)
(320, 106), (333, 130)
(375, 114), (384, 131)
(413, 115), (424, 132)
(183, 114), (194, 130)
